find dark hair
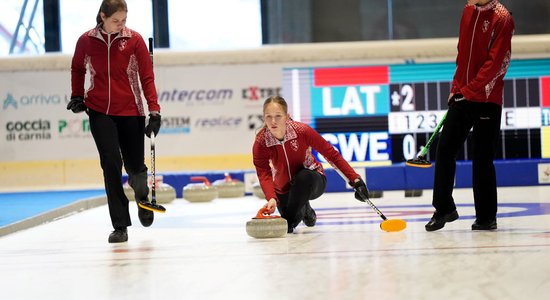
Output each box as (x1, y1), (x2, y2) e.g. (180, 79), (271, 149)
(96, 0), (128, 24)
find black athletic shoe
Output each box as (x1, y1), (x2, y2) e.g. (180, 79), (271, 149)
(137, 201), (154, 227)
(425, 210), (459, 232)
(108, 228), (128, 243)
(287, 220), (298, 233)
(472, 219), (497, 231)
(303, 203), (317, 227)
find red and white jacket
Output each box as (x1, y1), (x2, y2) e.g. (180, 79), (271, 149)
(71, 25), (160, 116)
(451, 0), (514, 105)
(253, 120), (360, 202)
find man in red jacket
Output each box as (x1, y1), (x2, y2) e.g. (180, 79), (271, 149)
(425, 0), (514, 232)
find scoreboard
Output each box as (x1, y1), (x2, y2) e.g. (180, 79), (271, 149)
(282, 59), (550, 165)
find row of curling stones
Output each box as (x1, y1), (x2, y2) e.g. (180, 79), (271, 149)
(123, 176), (176, 204)
(252, 183), (265, 199)
(182, 174), (246, 202)
(405, 189), (423, 197)
(213, 173), (245, 198)
(246, 207), (288, 239)
(366, 190), (423, 197)
(359, 190), (423, 198)
(182, 176), (217, 202)
(368, 190), (384, 198)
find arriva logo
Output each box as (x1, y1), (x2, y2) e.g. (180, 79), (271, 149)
(2, 93), (17, 110)
(2, 93), (68, 110)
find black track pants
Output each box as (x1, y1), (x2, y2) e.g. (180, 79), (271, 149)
(89, 109), (148, 229)
(432, 101), (502, 221)
(277, 169), (327, 229)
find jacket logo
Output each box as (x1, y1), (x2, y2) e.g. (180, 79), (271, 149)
(119, 39), (127, 51)
(290, 140), (299, 151)
(482, 20), (490, 33)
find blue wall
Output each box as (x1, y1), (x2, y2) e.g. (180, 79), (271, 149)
(125, 159), (550, 198)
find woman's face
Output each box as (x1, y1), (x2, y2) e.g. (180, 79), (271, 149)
(263, 102), (289, 140)
(101, 10), (127, 33)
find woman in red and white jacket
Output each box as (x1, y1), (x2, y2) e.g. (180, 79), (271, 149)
(425, 0), (514, 232)
(67, 0), (161, 243)
(253, 96), (369, 233)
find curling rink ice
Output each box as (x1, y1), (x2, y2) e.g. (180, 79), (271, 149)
(1, 186), (550, 300)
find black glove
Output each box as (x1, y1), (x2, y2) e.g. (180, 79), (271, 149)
(448, 93), (466, 107)
(66, 96), (87, 113)
(351, 178), (369, 202)
(145, 113), (161, 138)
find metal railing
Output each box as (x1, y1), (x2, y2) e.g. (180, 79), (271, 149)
(8, 0), (43, 54)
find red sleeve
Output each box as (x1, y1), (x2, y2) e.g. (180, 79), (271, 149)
(252, 131), (277, 202)
(70, 35), (87, 98)
(135, 34), (160, 113)
(461, 15), (514, 99)
(305, 125), (360, 185)
(451, 8), (468, 95)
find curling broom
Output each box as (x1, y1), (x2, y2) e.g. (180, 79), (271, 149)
(138, 133), (166, 213)
(405, 111), (447, 168)
(138, 37), (166, 213)
(333, 166), (406, 232)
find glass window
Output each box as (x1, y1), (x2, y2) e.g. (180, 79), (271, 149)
(0, 0), (45, 55)
(60, 0), (153, 54)
(57, 0), (261, 54)
(2, 0), (548, 56)
(265, 0), (550, 44)
(167, 0), (261, 50)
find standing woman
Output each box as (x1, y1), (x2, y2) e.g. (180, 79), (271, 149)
(253, 96), (369, 233)
(425, 0), (514, 232)
(67, 0), (162, 243)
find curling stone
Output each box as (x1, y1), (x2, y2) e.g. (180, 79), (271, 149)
(123, 176), (176, 204)
(369, 190), (384, 198)
(246, 207), (288, 239)
(404, 189), (423, 197)
(182, 176), (218, 203)
(252, 183), (265, 199)
(151, 184), (176, 204)
(212, 173), (245, 198)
